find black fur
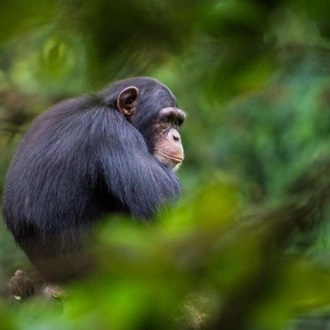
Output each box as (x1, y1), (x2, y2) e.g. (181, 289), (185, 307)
(2, 77), (181, 282)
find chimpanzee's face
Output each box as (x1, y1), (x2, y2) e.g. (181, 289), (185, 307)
(150, 107), (185, 170)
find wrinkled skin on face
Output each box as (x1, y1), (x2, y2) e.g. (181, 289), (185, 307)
(152, 107), (185, 170)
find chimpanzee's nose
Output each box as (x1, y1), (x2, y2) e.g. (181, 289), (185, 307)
(172, 130), (181, 142)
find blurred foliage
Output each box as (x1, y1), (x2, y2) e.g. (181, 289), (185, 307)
(1, 0), (330, 329)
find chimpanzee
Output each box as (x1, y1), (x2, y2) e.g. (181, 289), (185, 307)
(2, 77), (186, 282)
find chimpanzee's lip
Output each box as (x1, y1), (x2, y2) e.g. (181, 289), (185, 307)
(157, 151), (183, 164)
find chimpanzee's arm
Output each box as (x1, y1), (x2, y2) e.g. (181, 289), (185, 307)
(95, 110), (181, 220)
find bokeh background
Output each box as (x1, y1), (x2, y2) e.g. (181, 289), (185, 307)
(2, 1), (330, 329)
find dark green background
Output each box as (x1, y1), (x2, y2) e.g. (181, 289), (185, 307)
(1, 1), (330, 329)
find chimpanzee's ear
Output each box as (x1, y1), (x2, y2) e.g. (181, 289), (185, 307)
(117, 86), (140, 118)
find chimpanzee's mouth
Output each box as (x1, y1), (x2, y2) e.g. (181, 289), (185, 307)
(157, 151), (183, 164)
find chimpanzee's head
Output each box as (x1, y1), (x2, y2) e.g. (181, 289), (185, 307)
(104, 77), (186, 169)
